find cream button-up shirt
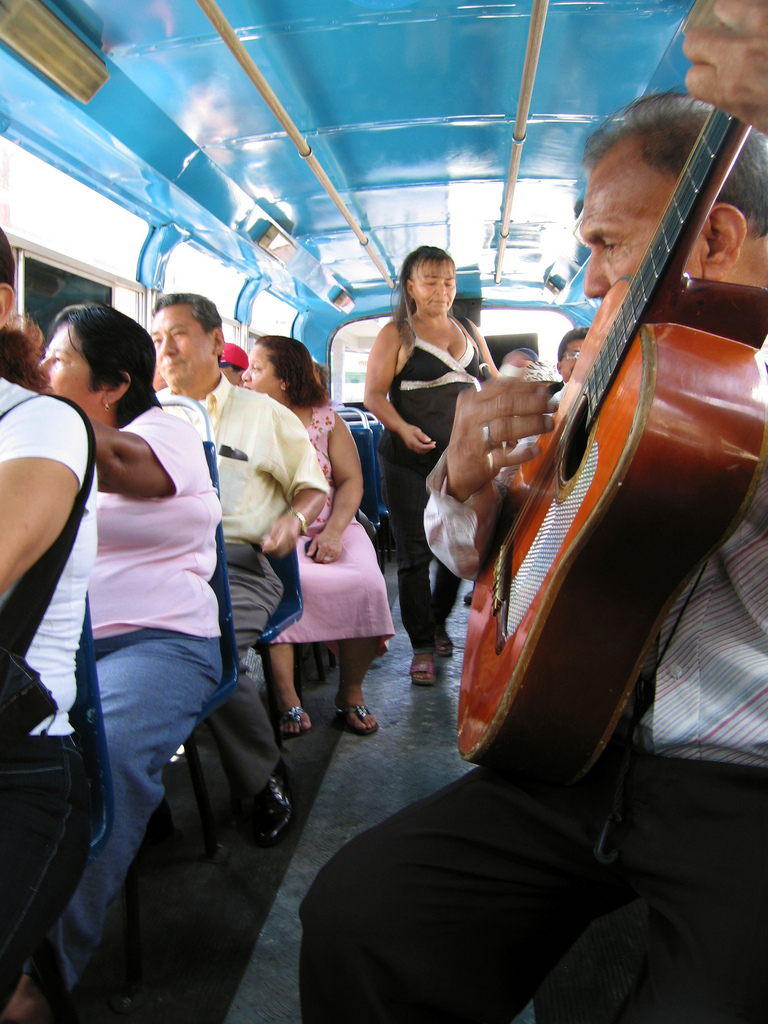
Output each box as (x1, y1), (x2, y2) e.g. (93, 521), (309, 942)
(163, 373), (328, 546)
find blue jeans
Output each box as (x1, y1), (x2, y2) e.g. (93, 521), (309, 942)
(380, 456), (462, 653)
(0, 735), (90, 1006)
(50, 629), (221, 987)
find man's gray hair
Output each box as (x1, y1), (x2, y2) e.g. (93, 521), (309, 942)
(584, 91), (768, 238)
(152, 292), (223, 332)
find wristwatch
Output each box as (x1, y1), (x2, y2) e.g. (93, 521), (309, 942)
(288, 507), (308, 534)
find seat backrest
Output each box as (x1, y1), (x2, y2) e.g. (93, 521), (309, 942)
(157, 395), (239, 723)
(364, 413), (388, 517)
(336, 407), (380, 529)
(196, 441), (239, 723)
(69, 597), (113, 862)
(259, 548), (303, 644)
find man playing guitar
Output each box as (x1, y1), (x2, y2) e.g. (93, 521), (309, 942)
(300, 6), (768, 1022)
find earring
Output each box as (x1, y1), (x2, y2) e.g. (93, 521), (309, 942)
(281, 383), (286, 391)
(104, 400), (110, 412)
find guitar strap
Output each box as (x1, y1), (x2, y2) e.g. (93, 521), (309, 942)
(593, 561), (708, 865)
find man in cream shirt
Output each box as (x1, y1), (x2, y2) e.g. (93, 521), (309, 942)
(152, 293), (327, 846)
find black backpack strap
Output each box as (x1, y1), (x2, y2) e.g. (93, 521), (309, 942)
(0, 395), (96, 655)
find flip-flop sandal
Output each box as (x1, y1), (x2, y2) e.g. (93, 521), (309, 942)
(335, 704), (379, 735)
(279, 705), (311, 737)
(434, 627), (454, 657)
(410, 655), (436, 686)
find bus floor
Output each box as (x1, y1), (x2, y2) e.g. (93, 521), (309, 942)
(70, 559), (645, 1024)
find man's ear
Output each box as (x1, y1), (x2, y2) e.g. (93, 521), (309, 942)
(212, 326), (226, 359)
(687, 202), (748, 281)
(0, 283), (15, 328)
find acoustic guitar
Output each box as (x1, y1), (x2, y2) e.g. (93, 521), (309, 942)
(460, 108), (768, 784)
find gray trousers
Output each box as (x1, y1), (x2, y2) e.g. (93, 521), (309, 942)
(205, 544), (284, 797)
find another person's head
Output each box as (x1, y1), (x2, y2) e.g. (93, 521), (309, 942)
(557, 328), (587, 383)
(220, 342), (249, 386)
(580, 91), (768, 300)
(44, 303), (159, 427)
(394, 246), (456, 348)
(501, 347), (538, 371)
(0, 227), (46, 391)
(151, 293), (224, 399)
(243, 335), (329, 409)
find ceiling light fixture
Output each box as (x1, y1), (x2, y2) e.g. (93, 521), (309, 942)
(255, 223), (297, 265)
(330, 287), (354, 313)
(0, 0), (108, 104)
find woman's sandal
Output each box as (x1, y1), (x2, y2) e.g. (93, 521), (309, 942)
(434, 626), (454, 657)
(279, 705), (312, 737)
(410, 655), (436, 686)
(335, 704), (379, 735)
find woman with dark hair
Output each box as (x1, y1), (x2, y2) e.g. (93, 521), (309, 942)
(364, 246), (496, 685)
(14, 303), (223, 1000)
(0, 234), (94, 1018)
(243, 336), (393, 736)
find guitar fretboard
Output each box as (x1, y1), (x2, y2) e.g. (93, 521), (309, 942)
(585, 108), (742, 425)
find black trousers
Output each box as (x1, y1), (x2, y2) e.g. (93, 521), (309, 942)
(300, 748), (768, 1024)
(205, 545), (283, 797)
(379, 456), (461, 652)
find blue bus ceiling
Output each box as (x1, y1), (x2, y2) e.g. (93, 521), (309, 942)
(0, 1), (695, 352)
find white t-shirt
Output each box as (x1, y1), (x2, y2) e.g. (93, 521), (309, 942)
(88, 407), (221, 641)
(0, 380), (97, 736)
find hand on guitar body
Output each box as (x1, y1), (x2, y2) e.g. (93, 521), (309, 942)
(685, 0), (768, 133)
(444, 378), (555, 504)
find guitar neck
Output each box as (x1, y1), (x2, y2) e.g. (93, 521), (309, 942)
(585, 109), (751, 427)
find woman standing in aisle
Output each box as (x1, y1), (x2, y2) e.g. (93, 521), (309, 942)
(364, 246), (496, 685)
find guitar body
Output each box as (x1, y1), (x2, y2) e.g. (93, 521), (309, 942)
(459, 287), (768, 784)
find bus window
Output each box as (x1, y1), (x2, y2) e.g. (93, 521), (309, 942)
(250, 290), (298, 337)
(163, 242), (247, 320)
(330, 317), (389, 405)
(23, 256), (110, 338)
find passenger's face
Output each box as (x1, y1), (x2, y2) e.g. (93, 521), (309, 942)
(151, 304), (223, 399)
(580, 139), (677, 301)
(557, 342), (582, 383)
(242, 345), (285, 403)
(220, 365), (244, 387)
(406, 260), (456, 316)
(44, 326), (106, 422)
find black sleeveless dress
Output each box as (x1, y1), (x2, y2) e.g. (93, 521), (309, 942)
(378, 324), (480, 475)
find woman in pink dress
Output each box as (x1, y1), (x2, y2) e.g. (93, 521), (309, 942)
(242, 336), (394, 736)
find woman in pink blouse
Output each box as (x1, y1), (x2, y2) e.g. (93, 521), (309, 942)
(243, 336), (393, 737)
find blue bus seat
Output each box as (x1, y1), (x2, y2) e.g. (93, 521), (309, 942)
(338, 407), (390, 568)
(180, 440), (239, 858)
(336, 407), (380, 530)
(255, 548), (303, 744)
(363, 412), (392, 564)
(70, 595), (113, 862)
(258, 548), (303, 644)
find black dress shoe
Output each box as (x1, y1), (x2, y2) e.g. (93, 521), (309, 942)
(252, 759), (293, 846)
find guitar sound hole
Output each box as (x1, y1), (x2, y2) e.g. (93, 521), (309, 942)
(561, 399), (590, 482)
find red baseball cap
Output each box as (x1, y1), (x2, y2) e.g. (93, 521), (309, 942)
(220, 343), (249, 371)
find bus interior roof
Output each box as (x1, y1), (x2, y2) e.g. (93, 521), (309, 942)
(0, 0), (697, 346)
